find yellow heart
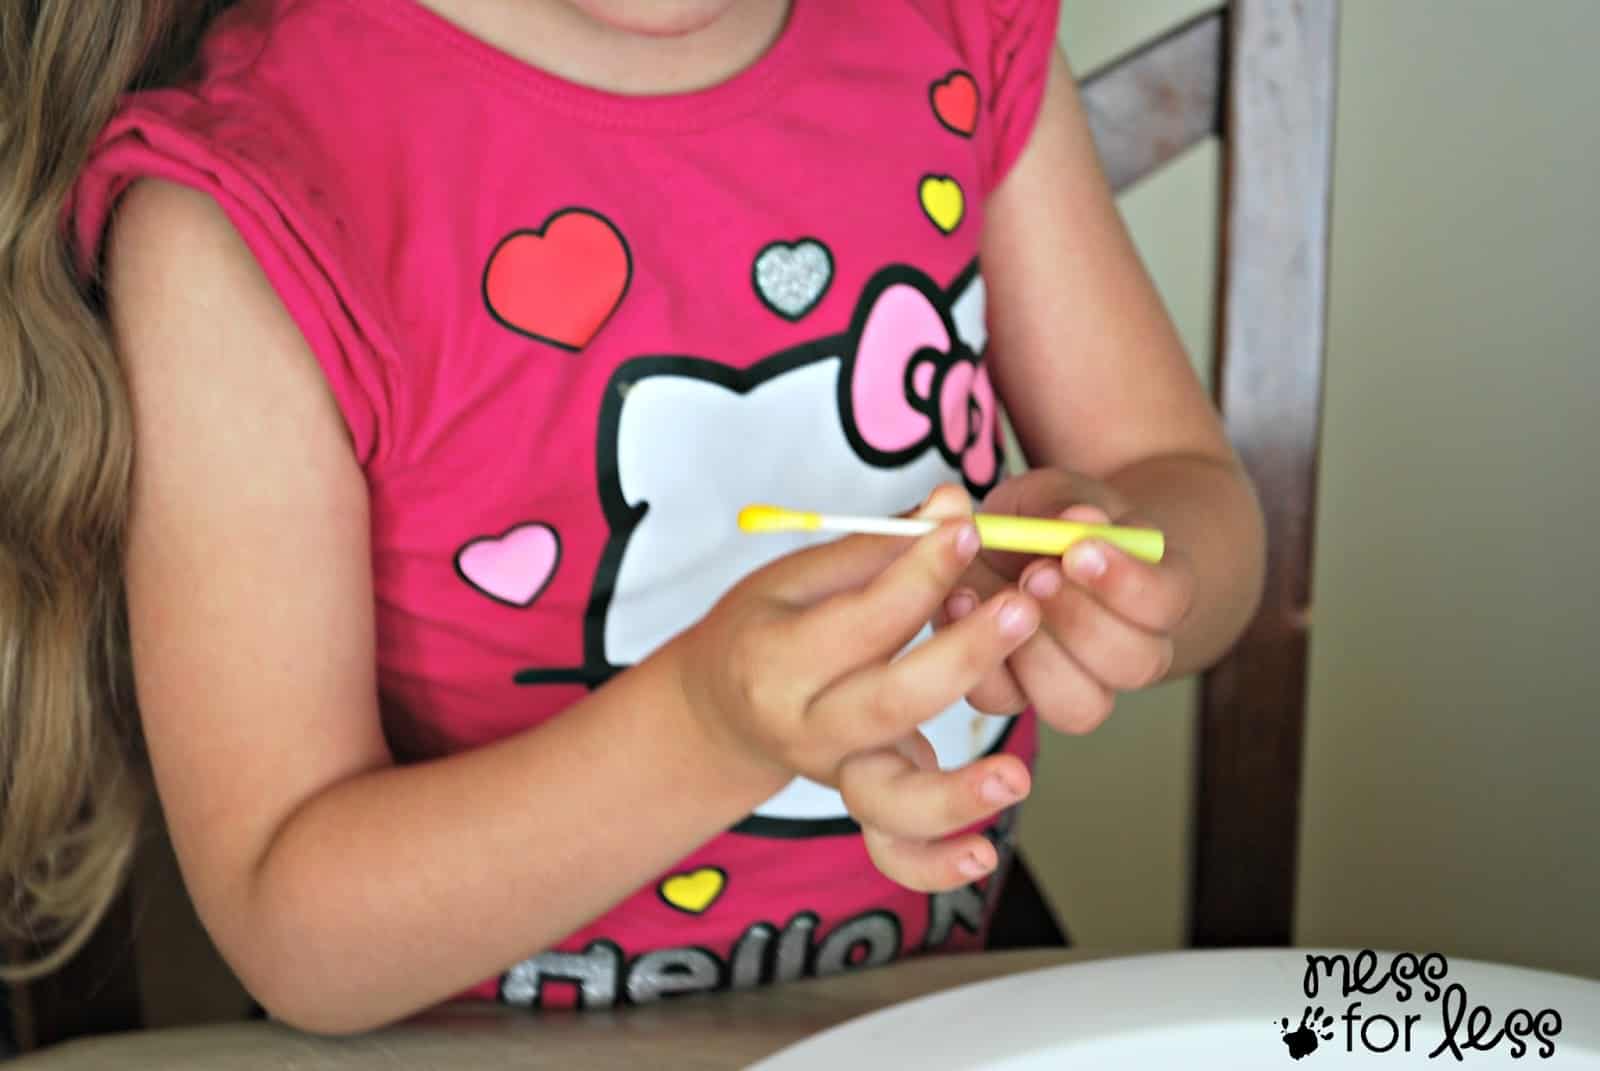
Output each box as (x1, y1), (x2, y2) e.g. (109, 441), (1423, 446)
(919, 175), (966, 234)
(658, 867), (726, 915)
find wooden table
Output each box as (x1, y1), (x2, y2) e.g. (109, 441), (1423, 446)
(15, 950), (1104, 1069)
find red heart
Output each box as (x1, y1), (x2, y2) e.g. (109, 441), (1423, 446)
(483, 208), (631, 351)
(930, 70), (979, 137)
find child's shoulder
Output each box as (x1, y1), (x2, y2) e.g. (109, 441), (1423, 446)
(68, 0), (410, 465)
(68, 0), (412, 287)
(874, 0), (1061, 196)
(890, 0), (1062, 70)
(65, 0), (392, 246)
(895, 0), (1060, 35)
(132, 0), (405, 159)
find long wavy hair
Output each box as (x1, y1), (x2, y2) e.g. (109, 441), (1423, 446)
(0, 0), (233, 980)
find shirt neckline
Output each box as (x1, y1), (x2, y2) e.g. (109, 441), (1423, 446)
(345, 0), (813, 133)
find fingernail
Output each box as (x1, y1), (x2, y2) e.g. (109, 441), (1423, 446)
(980, 774), (1020, 805)
(1066, 542), (1107, 581)
(947, 591), (978, 620)
(996, 597), (1033, 638)
(1024, 565), (1063, 600)
(958, 852), (992, 880)
(955, 523), (980, 560)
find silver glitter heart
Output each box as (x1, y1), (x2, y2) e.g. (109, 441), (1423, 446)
(754, 239), (833, 321)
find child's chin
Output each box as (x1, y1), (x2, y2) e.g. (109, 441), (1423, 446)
(566, 0), (744, 38)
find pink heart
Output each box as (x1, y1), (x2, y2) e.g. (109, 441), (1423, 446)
(455, 523), (561, 607)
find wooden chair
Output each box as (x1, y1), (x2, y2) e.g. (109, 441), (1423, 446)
(990, 0), (1338, 952)
(4, 0), (1338, 1051)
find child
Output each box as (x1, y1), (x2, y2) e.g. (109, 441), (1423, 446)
(0, 0), (1264, 1034)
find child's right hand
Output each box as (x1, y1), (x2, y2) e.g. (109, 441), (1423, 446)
(673, 489), (1041, 890)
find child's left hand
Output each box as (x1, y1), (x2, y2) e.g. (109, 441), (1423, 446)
(837, 473), (1195, 889)
(928, 472), (1195, 734)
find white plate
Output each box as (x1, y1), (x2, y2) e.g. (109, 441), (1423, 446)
(751, 949), (1600, 1069)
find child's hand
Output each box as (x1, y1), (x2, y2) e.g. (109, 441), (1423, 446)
(835, 725), (1031, 892)
(934, 471), (1196, 734)
(673, 499), (1041, 890)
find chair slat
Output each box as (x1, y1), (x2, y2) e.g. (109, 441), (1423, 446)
(1192, 0), (1340, 947)
(1081, 9), (1225, 193)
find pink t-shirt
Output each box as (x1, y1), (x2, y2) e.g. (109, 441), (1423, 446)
(71, 0), (1059, 1009)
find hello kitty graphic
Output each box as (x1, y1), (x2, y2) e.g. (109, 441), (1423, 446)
(517, 260), (1014, 836)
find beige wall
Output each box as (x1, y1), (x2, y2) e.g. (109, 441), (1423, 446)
(1021, 0), (1600, 978)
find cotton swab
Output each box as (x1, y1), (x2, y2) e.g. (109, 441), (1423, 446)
(737, 504), (1164, 563)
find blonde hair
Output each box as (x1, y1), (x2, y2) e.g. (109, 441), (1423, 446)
(0, 0), (230, 981)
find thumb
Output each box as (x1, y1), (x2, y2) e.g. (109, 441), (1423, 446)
(766, 484), (973, 604)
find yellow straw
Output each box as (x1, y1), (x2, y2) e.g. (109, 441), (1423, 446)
(737, 504), (1164, 563)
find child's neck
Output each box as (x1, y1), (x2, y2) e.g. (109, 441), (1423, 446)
(412, 0), (793, 96)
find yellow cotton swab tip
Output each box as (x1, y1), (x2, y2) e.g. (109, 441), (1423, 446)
(737, 504), (822, 533)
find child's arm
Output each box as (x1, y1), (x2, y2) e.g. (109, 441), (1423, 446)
(962, 47), (1266, 724)
(105, 181), (1035, 1034)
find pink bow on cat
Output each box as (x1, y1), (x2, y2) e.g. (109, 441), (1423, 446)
(846, 279), (1000, 489)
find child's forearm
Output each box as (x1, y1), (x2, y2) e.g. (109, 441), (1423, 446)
(1105, 452), (1267, 677)
(226, 639), (784, 1035)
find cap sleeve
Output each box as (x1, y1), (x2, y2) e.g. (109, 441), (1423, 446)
(981, 0), (1061, 193)
(69, 98), (393, 468)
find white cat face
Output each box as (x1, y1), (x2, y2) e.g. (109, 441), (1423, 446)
(535, 263), (1015, 834)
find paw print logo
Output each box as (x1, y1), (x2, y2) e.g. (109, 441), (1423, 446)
(1279, 1006), (1335, 1060)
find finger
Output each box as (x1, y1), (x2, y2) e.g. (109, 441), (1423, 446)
(930, 543), (1010, 633)
(902, 481), (987, 626)
(1004, 624), (1119, 735)
(943, 588), (1028, 714)
(810, 589), (1039, 752)
(757, 483), (972, 606)
(906, 482), (975, 522)
(822, 479), (978, 627)
(976, 481), (1124, 580)
(1058, 502), (1111, 524)
(991, 503), (1106, 581)
(839, 741), (1030, 841)
(1061, 538), (1195, 634)
(895, 727), (941, 771)
(1019, 560), (1175, 692)
(784, 510), (994, 684)
(920, 481), (992, 631)
(861, 824), (999, 893)
(953, 546), (1012, 604)
(982, 469), (1129, 520)
(758, 529), (912, 606)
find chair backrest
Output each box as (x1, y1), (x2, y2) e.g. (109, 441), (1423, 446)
(1078, 0), (1337, 947)
(4, 0), (1340, 1051)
